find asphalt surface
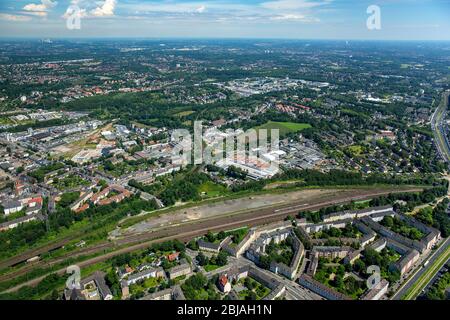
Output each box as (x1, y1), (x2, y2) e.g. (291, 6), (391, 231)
(431, 92), (450, 162)
(391, 92), (450, 300)
(392, 237), (450, 300)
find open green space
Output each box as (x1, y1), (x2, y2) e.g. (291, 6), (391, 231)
(253, 121), (311, 136)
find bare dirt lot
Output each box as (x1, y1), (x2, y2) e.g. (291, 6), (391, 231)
(117, 186), (421, 237)
(120, 188), (342, 235)
(1, 186), (422, 293)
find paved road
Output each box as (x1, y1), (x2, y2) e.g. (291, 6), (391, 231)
(392, 91), (450, 300)
(421, 258), (449, 295)
(431, 91), (450, 163)
(392, 237), (450, 300)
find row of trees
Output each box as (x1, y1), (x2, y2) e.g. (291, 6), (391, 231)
(181, 273), (221, 300)
(416, 199), (450, 238)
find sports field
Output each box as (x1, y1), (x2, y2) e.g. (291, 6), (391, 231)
(254, 121), (312, 136)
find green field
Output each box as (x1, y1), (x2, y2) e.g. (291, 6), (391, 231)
(198, 181), (228, 198)
(254, 121), (312, 136)
(204, 264), (221, 272)
(175, 110), (195, 117)
(347, 145), (363, 156)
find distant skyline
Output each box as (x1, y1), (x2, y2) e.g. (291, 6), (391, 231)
(0, 0), (449, 40)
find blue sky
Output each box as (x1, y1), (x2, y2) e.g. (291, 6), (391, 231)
(0, 0), (449, 40)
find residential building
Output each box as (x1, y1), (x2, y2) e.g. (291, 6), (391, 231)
(168, 259), (192, 280)
(299, 274), (351, 300)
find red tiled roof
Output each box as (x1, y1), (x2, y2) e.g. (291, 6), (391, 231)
(219, 275), (228, 286)
(74, 203), (89, 214)
(28, 197), (43, 205)
(167, 252), (180, 262)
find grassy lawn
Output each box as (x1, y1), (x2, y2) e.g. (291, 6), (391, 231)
(347, 145), (363, 156)
(204, 264), (221, 272)
(198, 181), (229, 198)
(253, 121), (312, 136)
(238, 277), (270, 300)
(402, 244), (450, 300)
(175, 110), (195, 117)
(314, 258), (366, 299)
(52, 174), (90, 191)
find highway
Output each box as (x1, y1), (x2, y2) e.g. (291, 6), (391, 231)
(430, 91), (450, 163)
(392, 237), (450, 300)
(392, 90), (450, 300)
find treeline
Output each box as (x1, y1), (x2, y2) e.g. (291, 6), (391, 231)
(416, 199), (450, 238)
(28, 162), (65, 182)
(369, 185), (448, 209)
(233, 168), (439, 193)
(181, 273), (221, 300)
(129, 169), (213, 206)
(0, 117), (78, 134)
(62, 91), (191, 129)
(298, 185), (448, 224)
(49, 195), (158, 231)
(0, 195), (158, 260)
(0, 273), (64, 300)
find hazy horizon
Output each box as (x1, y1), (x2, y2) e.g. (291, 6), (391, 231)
(0, 0), (449, 41)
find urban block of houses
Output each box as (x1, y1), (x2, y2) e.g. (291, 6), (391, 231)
(0, 213), (44, 232)
(123, 267), (165, 286)
(246, 226), (304, 280)
(70, 185), (133, 214)
(299, 274), (351, 300)
(360, 279), (389, 300)
(222, 228), (258, 258)
(307, 246), (352, 276)
(64, 271), (113, 301)
(269, 232), (304, 280)
(70, 189), (94, 212)
(217, 265), (286, 300)
(198, 236), (232, 253)
(91, 185), (132, 206)
(361, 213), (440, 255)
(139, 285), (185, 301)
(2, 195), (43, 216)
(321, 205), (394, 223)
(168, 259), (192, 280)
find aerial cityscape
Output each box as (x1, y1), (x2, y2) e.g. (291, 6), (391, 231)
(0, 0), (449, 308)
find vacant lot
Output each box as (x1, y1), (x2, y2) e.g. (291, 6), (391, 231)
(254, 121), (312, 136)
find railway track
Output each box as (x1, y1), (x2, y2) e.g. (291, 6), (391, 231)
(0, 186), (423, 292)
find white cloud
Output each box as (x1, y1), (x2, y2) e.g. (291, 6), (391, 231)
(22, 0), (57, 17)
(23, 0), (57, 12)
(0, 13), (33, 22)
(195, 5), (206, 13)
(20, 11), (48, 17)
(90, 0), (117, 17)
(270, 14), (319, 22)
(118, 1), (329, 24)
(261, 0), (330, 10)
